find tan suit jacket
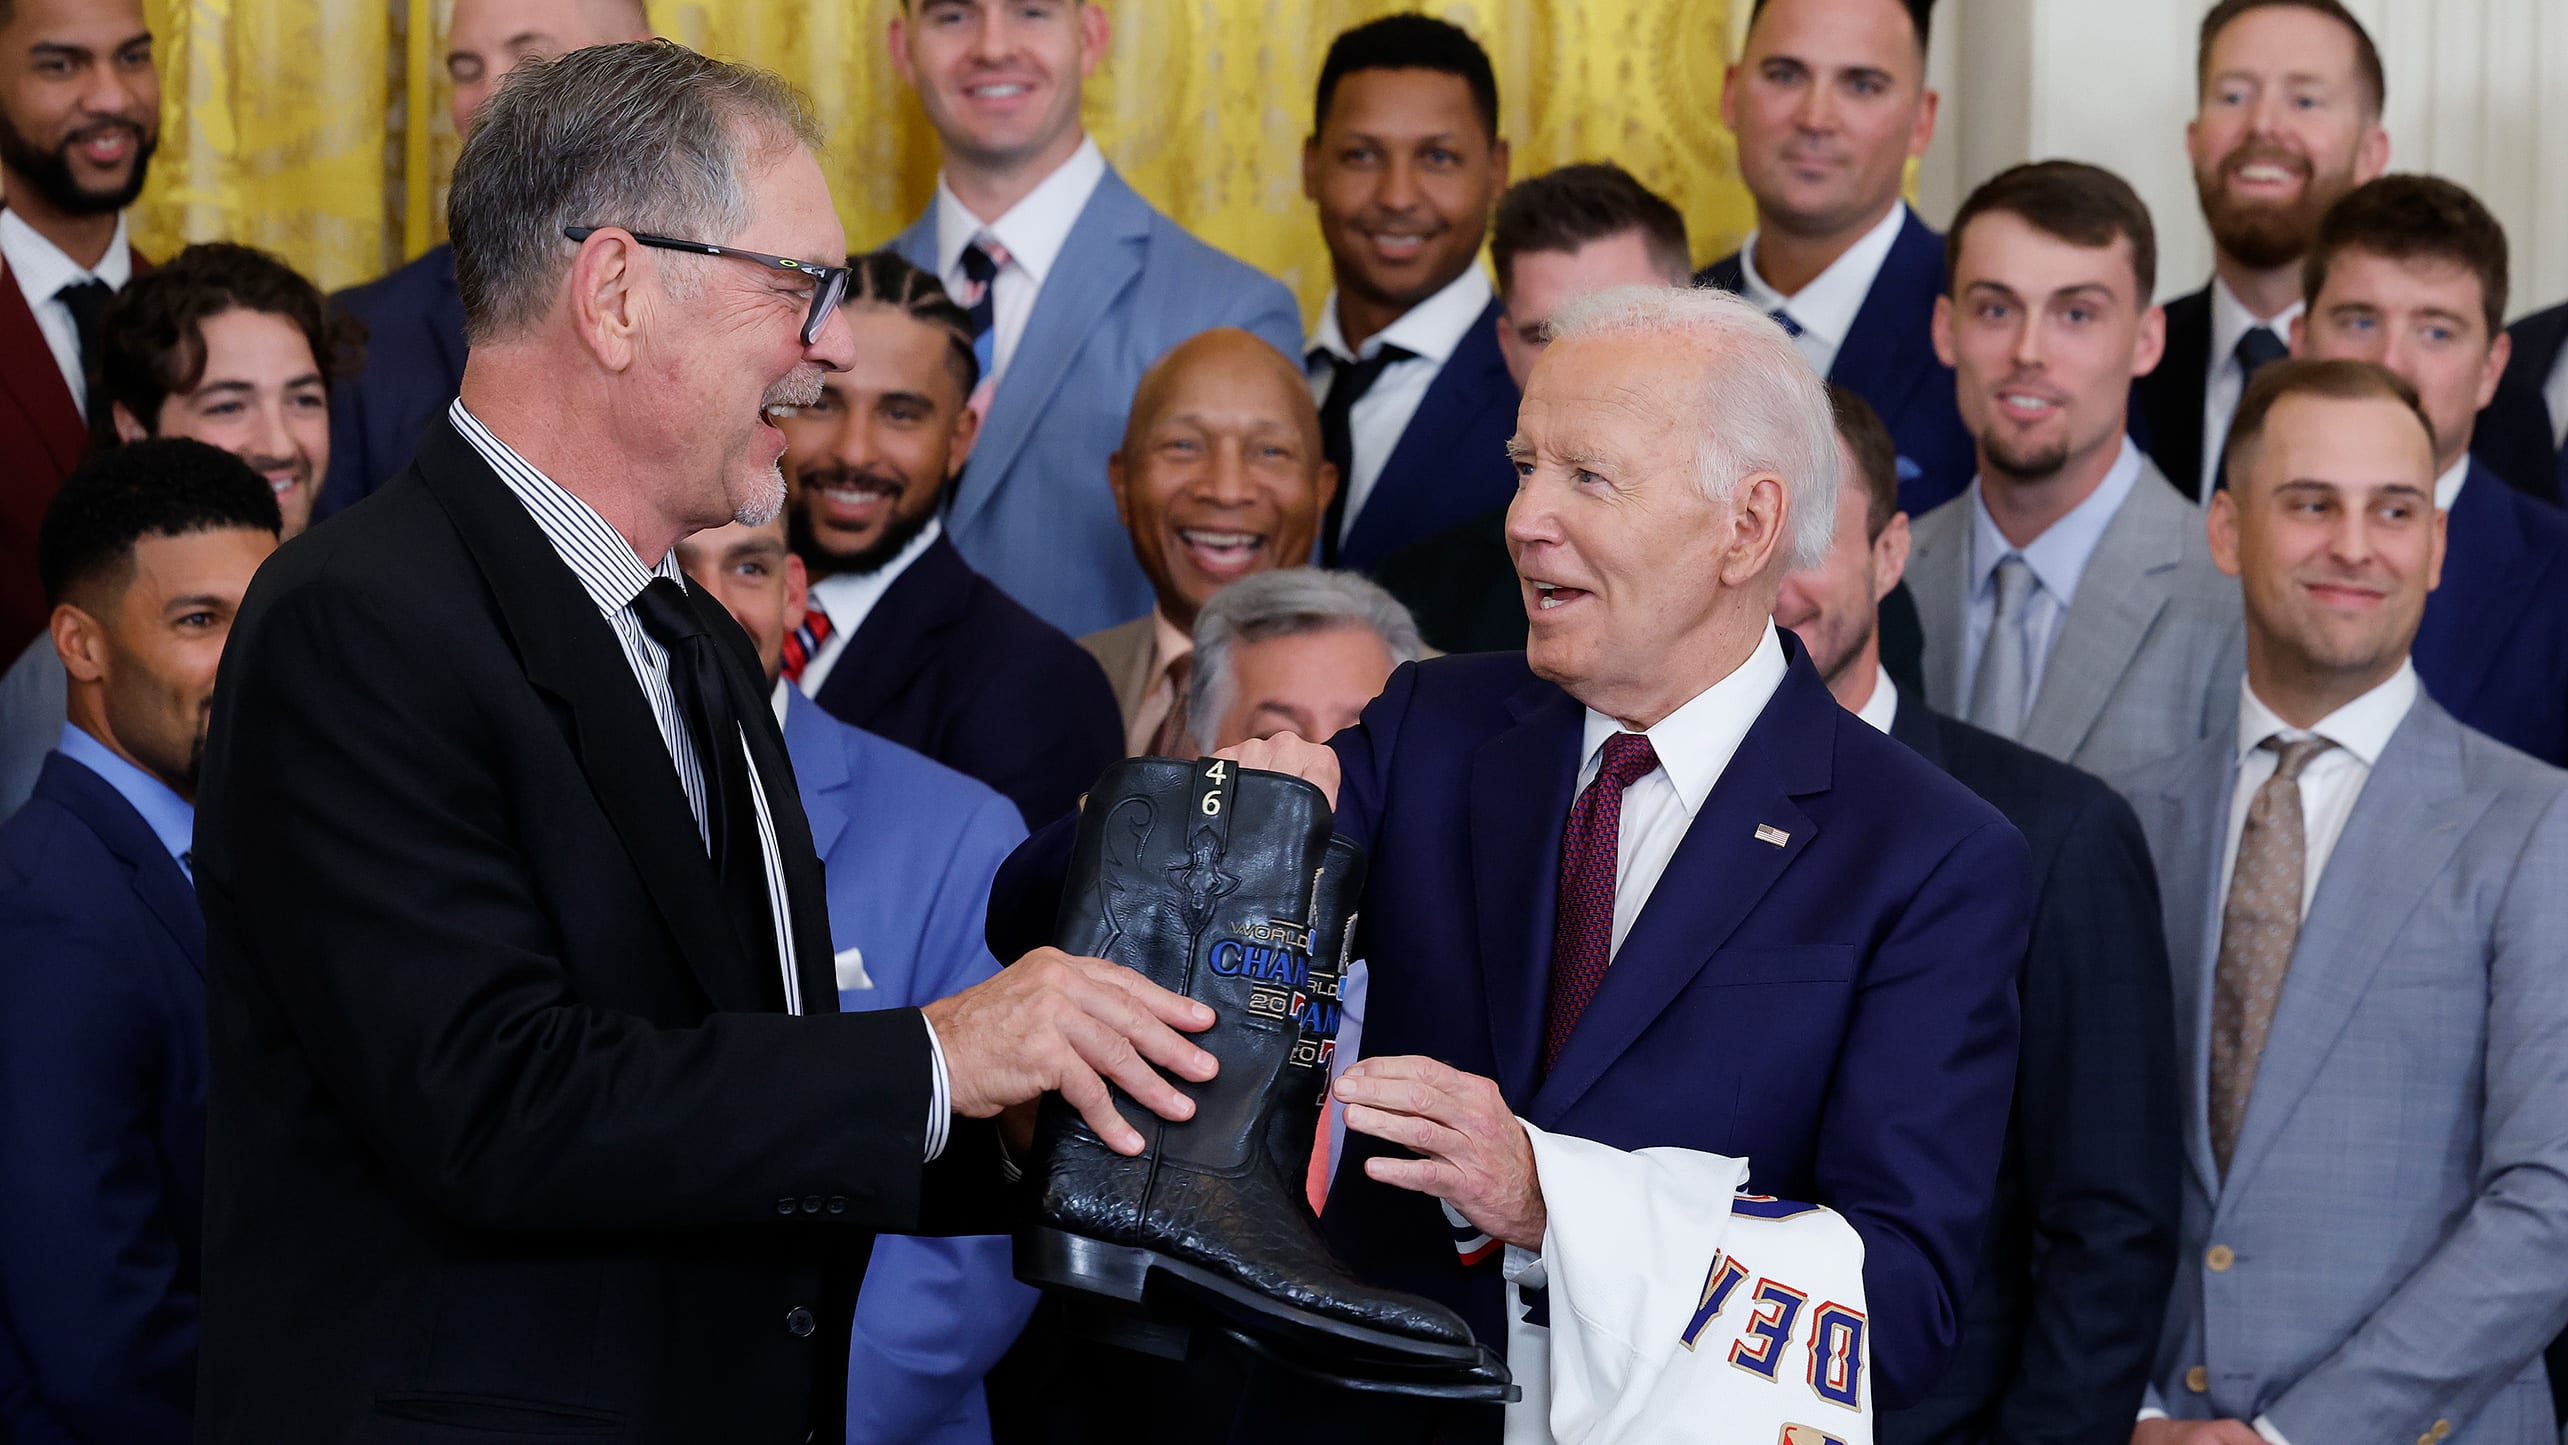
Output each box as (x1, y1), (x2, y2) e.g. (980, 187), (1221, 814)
(1080, 614), (1162, 748)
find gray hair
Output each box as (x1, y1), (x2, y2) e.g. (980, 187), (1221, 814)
(449, 40), (821, 346)
(1543, 284), (1842, 571)
(1188, 569), (1427, 752)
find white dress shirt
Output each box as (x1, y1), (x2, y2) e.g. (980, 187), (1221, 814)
(795, 515), (945, 698)
(0, 208), (133, 417)
(2545, 344), (2568, 454)
(933, 135), (1108, 395)
(2218, 662), (2419, 918)
(1961, 436), (2145, 711)
(1852, 665), (1899, 736)
(1306, 263), (1495, 545)
(1732, 201), (1909, 381)
(2202, 277), (2305, 497)
(1575, 624), (1790, 956)
(2434, 454), (2468, 513)
(449, 401), (953, 1158)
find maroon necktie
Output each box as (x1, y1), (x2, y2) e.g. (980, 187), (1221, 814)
(1543, 732), (1660, 1069)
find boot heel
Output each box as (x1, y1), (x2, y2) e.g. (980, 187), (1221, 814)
(1016, 1226), (1153, 1303)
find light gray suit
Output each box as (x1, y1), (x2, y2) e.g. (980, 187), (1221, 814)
(2119, 692), (2568, 1443)
(1908, 456), (2244, 778)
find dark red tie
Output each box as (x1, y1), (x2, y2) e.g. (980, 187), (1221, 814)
(779, 604), (833, 685)
(1543, 732), (1660, 1069)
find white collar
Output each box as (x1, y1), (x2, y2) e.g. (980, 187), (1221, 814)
(2434, 454), (2468, 512)
(1853, 664), (1899, 736)
(2237, 659), (2418, 770)
(2208, 273), (2304, 368)
(1577, 623), (1790, 816)
(0, 208), (132, 301)
(1966, 435), (2146, 605)
(932, 135), (1108, 290)
(1308, 263), (1494, 368)
(1733, 202), (1908, 347)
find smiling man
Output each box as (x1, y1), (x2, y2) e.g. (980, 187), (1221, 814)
(1083, 327), (1337, 756)
(879, 0), (1301, 640)
(2131, 0), (2389, 501)
(1905, 161), (2244, 780)
(0, 0), (161, 663)
(1302, 13), (1518, 573)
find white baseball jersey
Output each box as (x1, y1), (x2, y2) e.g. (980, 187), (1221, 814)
(1502, 1124), (1871, 1445)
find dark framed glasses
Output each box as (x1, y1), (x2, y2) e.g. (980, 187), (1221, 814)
(563, 225), (851, 346)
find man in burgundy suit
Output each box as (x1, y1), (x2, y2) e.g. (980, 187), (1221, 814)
(0, 0), (161, 660)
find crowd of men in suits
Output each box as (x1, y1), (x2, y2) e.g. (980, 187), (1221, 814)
(6, 0), (2568, 1440)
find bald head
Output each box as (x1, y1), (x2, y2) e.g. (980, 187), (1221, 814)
(1109, 328), (1339, 623)
(448, 0), (652, 138)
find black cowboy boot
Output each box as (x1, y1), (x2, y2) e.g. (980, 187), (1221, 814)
(1018, 757), (1502, 1384)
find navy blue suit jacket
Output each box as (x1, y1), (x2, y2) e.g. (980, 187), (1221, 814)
(1879, 698), (2181, 1445)
(322, 242), (467, 520)
(2476, 302), (2568, 507)
(1701, 209), (1977, 515)
(2412, 461), (2568, 767)
(809, 532), (1122, 829)
(0, 752), (207, 1443)
(1336, 298), (1521, 572)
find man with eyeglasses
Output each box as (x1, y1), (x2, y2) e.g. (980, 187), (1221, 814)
(190, 43), (1221, 1442)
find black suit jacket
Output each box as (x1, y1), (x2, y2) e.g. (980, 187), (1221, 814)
(2130, 286), (2215, 501)
(2477, 301), (2568, 507)
(809, 531), (1120, 828)
(193, 420), (1001, 1442)
(1878, 696), (2182, 1445)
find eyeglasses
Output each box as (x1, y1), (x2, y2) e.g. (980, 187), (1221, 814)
(563, 225), (851, 346)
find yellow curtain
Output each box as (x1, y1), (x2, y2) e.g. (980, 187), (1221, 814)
(132, 0), (1758, 319)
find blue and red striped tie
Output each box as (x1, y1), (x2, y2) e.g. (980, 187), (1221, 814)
(780, 604), (833, 685)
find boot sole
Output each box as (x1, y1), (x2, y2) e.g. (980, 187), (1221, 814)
(1019, 1226), (1486, 1371)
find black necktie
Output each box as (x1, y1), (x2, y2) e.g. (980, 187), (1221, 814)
(55, 279), (113, 415)
(2213, 327), (2292, 493)
(1315, 344), (1415, 565)
(630, 577), (778, 988)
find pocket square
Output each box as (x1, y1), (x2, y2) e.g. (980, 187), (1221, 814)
(834, 945), (872, 991)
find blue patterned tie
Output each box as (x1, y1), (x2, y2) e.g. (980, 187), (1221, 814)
(1770, 308), (1805, 339)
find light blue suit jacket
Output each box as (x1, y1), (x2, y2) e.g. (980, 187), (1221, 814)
(2119, 691), (2568, 1444)
(780, 691), (1036, 1445)
(885, 166), (1305, 638)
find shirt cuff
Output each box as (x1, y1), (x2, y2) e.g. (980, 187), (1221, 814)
(922, 1014), (952, 1162)
(1501, 1243), (1546, 1291)
(2136, 1407), (2169, 1422)
(2252, 1415), (2290, 1445)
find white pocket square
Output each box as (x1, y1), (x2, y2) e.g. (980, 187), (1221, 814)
(834, 945), (873, 991)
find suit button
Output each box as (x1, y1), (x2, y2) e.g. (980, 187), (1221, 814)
(827, 1196), (847, 1215)
(2185, 1366), (2208, 1393)
(2418, 1435), (2434, 1445)
(2205, 1244), (2235, 1272)
(801, 1195), (822, 1214)
(2434, 1422), (2452, 1439)
(786, 1306), (815, 1338)
(775, 1197), (796, 1216)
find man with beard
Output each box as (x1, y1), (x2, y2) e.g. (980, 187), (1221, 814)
(0, 242), (356, 821)
(0, 439), (279, 1444)
(1083, 327), (1337, 756)
(1302, 14), (1518, 574)
(321, 0), (650, 520)
(0, 0), (161, 663)
(779, 249), (1119, 827)
(1905, 162), (2244, 780)
(2131, 0), (2389, 502)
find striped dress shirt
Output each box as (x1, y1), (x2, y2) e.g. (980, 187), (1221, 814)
(451, 401), (951, 1158)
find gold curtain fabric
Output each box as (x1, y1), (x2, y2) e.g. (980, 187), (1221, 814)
(130, 0), (1758, 315)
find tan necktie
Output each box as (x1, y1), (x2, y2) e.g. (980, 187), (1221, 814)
(1147, 652), (1196, 757)
(2207, 734), (2337, 1176)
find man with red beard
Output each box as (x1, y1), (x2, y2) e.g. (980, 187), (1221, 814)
(778, 250), (1119, 828)
(0, 0), (160, 664)
(2132, 0), (2389, 502)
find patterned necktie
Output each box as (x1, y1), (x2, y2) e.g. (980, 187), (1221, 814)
(2213, 327), (2291, 493)
(1967, 555), (2038, 737)
(2207, 734), (2336, 1176)
(1314, 344), (1416, 565)
(957, 235), (1011, 382)
(780, 603), (832, 686)
(55, 278), (112, 415)
(1146, 651), (1196, 757)
(1542, 732), (1661, 1070)
(1769, 307), (1805, 339)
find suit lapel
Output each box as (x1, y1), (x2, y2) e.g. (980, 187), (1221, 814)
(1467, 681), (1584, 1105)
(416, 422), (771, 1014)
(1531, 660), (1835, 1125)
(2412, 464), (2540, 718)
(1825, 212), (1941, 435)
(2136, 289), (2212, 499)
(1906, 500), (1972, 706)
(2220, 703), (2477, 1196)
(2140, 738), (2235, 1200)
(947, 171), (1152, 536)
(2020, 475), (2180, 760)
(813, 534), (973, 728)
(781, 689), (852, 863)
(1340, 300), (1515, 564)
(39, 754), (206, 972)
(0, 257), (85, 476)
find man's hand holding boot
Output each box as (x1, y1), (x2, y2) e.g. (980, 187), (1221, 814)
(925, 948), (1219, 1155)
(1336, 1056), (1546, 1250)
(1215, 732), (1339, 808)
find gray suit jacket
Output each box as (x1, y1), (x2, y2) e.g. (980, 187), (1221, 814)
(1908, 457), (2244, 778)
(2119, 692), (2568, 1443)
(1078, 614), (1158, 742)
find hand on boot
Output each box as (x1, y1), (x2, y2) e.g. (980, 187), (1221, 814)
(1335, 1056), (1546, 1250)
(1215, 732), (1340, 810)
(925, 947), (1219, 1156)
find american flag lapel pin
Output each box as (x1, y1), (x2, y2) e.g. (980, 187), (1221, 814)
(1754, 823), (1791, 848)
